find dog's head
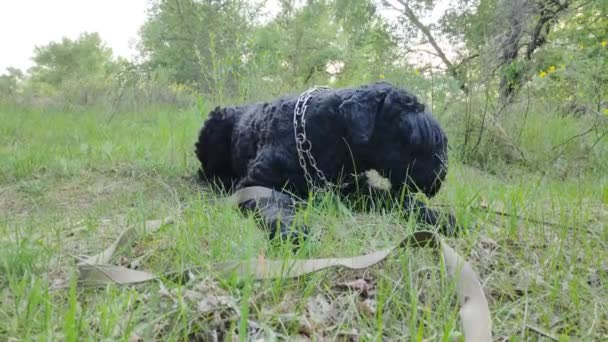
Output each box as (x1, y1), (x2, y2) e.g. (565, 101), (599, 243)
(195, 106), (242, 190)
(339, 82), (427, 144)
(339, 82), (448, 197)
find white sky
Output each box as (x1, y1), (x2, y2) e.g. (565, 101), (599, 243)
(0, 0), (149, 73)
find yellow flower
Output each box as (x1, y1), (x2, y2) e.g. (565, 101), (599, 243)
(603, 108), (608, 116)
(379, 74), (385, 79)
(548, 65), (556, 73)
(539, 71), (547, 78)
(601, 40), (607, 47)
(414, 69), (420, 75)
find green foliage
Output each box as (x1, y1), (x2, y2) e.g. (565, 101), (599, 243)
(29, 32), (115, 88)
(138, 0), (396, 98)
(438, 0), (489, 46)
(251, 0), (342, 88)
(2, 0), (606, 172)
(139, 0), (254, 98)
(0, 67), (24, 99)
(533, 1), (608, 109)
(16, 32), (118, 107)
(332, 0), (397, 84)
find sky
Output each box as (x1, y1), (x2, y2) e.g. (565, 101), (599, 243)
(0, 0), (149, 72)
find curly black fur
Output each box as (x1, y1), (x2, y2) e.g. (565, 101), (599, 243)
(195, 82), (456, 240)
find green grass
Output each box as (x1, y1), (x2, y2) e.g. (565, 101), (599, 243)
(1, 103), (607, 341)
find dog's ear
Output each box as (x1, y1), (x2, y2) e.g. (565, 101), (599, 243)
(339, 90), (387, 144)
(195, 107), (238, 190)
(380, 88), (425, 118)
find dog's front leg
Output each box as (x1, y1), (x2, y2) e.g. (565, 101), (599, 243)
(400, 195), (460, 236)
(341, 172), (460, 236)
(238, 189), (308, 242)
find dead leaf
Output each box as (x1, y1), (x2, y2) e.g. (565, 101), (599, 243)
(306, 294), (335, 328)
(197, 295), (239, 325)
(183, 289), (204, 302)
(298, 316), (314, 336)
(588, 264), (607, 287)
(129, 333), (142, 342)
(337, 329), (360, 341)
(118, 255), (130, 266)
(129, 258), (141, 270)
(477, 237), (498, 251)
(291, 335), (311, 342)
(357, 298), (376, 317)
(336, 278), (374, 297)
(158, 283), (172, 299)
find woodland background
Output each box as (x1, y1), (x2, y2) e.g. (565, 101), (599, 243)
(1, 0), (607, 340)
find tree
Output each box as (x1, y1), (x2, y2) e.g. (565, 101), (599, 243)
(249, 0), (396, 90)
(382, 0), (594, 103)
(381, 0), (475, 92)
(29, 32), (115, 88)
(333, 0), (397, 83)
(495, 0), (572, 102)
(0, 67), (24, 99)
(531, 0), (608, 110)
(249, 0), (343, 88)
(139, 0), (255, 98)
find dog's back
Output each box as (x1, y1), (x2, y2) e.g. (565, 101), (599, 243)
(196, 83), (447, 198)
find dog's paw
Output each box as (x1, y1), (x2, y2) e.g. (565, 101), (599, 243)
(439, 213), (463, 236)
(276, 223), (310, 245)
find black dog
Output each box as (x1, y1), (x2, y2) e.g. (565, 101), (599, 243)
(195, 82), (457, 240)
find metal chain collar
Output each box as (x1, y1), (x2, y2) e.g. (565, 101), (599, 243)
(293, 86), (331, 189)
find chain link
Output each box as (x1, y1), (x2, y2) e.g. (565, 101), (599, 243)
(293, 86), (331, 189)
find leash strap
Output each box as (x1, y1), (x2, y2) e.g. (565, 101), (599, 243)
(76, 186), (492, 341)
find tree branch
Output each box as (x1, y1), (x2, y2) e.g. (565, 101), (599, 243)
(383, 0), (467, 92)
(526, 0), (570, 59)
(391, 0), (454, 70)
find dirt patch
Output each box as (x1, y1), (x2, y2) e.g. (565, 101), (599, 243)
(47, 173), (145, 214)
(0, 185), (32, 218)
(1, 173), (150, 221)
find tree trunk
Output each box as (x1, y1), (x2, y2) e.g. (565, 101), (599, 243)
(499, 0), (570, 103)
(498, 0), (528, 103)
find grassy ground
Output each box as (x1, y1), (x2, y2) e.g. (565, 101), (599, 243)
(1, 104), (607, 341)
